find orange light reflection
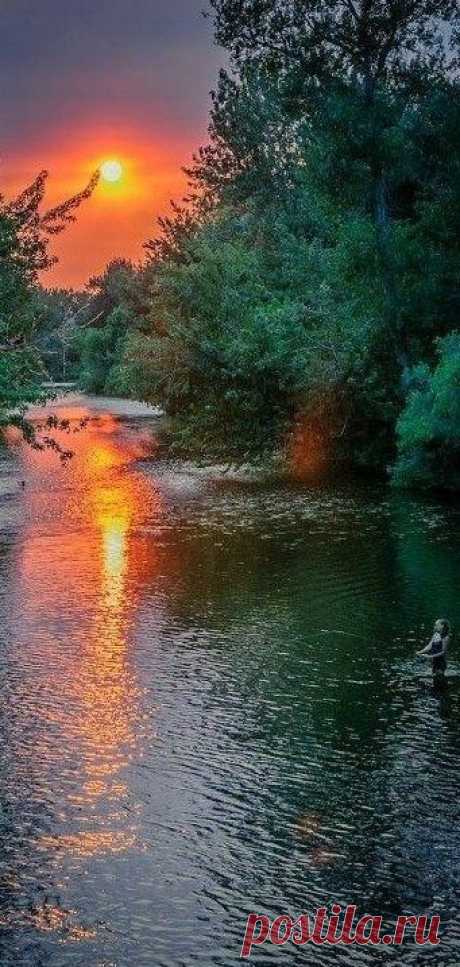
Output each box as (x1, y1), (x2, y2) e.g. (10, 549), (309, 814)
(13, 407), (164, 861)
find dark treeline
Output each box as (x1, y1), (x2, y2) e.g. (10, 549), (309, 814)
(5, 1), (460, 489)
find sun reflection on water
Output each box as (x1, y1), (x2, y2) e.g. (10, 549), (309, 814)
(7, 407), (161, 872)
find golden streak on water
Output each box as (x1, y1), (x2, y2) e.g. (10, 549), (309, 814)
(14, 408), (161, 863)
(36, 830), (140, 857)
(0, 904), (97, 941)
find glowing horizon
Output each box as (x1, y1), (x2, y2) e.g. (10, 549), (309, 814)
(0, 125), (195, 289)
(0, 1), (221, 289)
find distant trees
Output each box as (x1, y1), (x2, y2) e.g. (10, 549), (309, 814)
(75, 259), (147, 394)
(33, 287), (88, 382)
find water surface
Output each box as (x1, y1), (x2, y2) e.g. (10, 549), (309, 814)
(1, 400), (460, 966)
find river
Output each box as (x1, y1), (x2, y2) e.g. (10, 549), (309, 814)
(0, 396), (460, 966)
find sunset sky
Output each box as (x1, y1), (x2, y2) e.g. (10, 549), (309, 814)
(1, 1), (221, 289)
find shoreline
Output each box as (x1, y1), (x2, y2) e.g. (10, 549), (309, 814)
(24, 391), (164, 422)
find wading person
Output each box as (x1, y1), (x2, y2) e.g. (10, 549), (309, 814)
(417, 619), (451, 680)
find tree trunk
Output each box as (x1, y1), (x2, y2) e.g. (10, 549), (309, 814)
(375, 171), (409, 372)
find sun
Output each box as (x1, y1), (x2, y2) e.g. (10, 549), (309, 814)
(100, 159), (123, 183)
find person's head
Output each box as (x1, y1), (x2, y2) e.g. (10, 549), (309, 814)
(434, 618), (451, 638)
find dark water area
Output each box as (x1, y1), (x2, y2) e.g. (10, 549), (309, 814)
(1, 401), (460, 966)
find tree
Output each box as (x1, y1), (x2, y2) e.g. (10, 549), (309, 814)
(209, 1), (457, 94)
(33, 287), (88, 382)
(81, 1), (460, 486)
(74, 259), (147, 395)
(206, 0), (458, 297)
(0, 169), (98, 433)
(393, 334), (460, 490)
(177, 0), (460, 467)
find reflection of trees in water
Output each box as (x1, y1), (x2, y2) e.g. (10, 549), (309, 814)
(3, 439), (460, 958)
(160, 484), (400, 750)
(390, 491), (460, 633)
(154, 483), (460, 927)
(0, 533), (75, 957)
(144, 487), (394, 907)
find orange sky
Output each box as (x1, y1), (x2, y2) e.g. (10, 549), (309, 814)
(1, 120), (204, 290)
(0, 1), (221, 291)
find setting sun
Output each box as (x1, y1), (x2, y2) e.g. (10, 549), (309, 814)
(100, 159), (123, 183)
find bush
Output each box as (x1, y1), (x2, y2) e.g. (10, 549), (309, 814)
(393, 334), (460, 490)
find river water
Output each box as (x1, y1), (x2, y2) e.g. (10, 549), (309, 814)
(0, 399), (460, 966)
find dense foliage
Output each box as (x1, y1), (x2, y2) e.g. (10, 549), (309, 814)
(38, 1), (460, 487)
(394, 335), (460, 490)
(75, 259), (146, 395)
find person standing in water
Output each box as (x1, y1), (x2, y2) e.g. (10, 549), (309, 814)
(417, 619), (451, 679)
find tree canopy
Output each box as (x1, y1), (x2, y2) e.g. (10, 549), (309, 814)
(31, 2), (460, 488)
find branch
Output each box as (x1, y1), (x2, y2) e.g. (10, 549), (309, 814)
(0, 337), (26, 351)
(62, 310), (105, 338)
(341, 0), (360, 20)
(40, 171), (99, 235)
(244, 22), (297, 62)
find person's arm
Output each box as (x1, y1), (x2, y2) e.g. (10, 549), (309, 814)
(416, 635), (437, 657)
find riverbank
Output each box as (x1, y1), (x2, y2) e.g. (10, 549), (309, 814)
(25, 391), (164, 421)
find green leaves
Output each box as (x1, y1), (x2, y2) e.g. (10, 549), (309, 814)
(0, 171), (97, 428)
(393, 336), (460, 489)
(209, 0), (459, 89)
(51, 1), (460, 486)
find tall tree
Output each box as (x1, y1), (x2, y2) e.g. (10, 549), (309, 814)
(210, 1), (456, 92)
(104, 0), (460, 484)
(209, 0), (458, 221)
